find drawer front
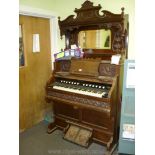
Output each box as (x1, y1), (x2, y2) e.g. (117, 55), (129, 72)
(54, 102), (80, 120)
(82, 109), (113, 130)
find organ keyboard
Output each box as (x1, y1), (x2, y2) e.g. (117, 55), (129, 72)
(49, 78), (110, 98)
(45, 58), (121, 154)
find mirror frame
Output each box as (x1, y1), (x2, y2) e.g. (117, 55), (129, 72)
(58, 0), (127, 58)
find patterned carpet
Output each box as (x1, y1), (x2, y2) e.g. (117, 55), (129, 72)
(19, 121), (118, 155)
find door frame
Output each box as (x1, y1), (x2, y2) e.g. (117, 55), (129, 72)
(19, 5), (58, 70)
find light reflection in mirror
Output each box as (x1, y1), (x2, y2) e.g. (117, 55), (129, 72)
(78, 29), (111, 49)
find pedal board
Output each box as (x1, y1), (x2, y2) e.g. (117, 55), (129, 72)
(63, 121), (93, 147)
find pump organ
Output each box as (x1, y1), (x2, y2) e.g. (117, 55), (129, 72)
(45, 1), (127, 154)
(46, 59), (122, 154)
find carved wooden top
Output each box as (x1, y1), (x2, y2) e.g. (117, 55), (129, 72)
(58, 0), (126, 56)
(58, 1), (124, 30)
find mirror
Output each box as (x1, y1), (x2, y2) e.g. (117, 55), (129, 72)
(78, 29), (111, 49)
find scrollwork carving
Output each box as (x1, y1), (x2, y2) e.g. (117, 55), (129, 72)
(60, 61), (71, 72)
(58, 0), (126, 55)
(47, 91), (110, 113)
(99, 63), (116, 77)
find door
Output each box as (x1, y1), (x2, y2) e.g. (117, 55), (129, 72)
(19, 15), (52, 131)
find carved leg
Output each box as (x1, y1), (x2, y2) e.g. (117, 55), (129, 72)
(104, 144), (117, 155)
(47, 121), (57, 134)
(107, 137), (113, 150)
(104, 137), (117, 155)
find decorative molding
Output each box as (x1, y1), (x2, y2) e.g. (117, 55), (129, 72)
(54, 60), (71, 72)
(99, 63), (116, 77)
(47, 91), (110, 112)
(60, 61), (71, 72)
(59, 1), (123, 29)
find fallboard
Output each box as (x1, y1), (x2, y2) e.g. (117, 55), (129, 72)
(69, 59), (101, 77)
(54, 59), (118, 77)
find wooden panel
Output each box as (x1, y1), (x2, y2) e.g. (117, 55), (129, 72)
(19, 15), (52, 131)
(82, 109), (113, 131)
(69, 59), (100, 76)
(93, 130), (111, 144)
(54, 102), (79, 120)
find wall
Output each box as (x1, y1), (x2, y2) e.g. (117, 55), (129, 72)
(19, 0), (135, 59)
(19, 15), (52, 131)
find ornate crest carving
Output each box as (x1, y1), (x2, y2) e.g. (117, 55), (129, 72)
(58, 0), (126, 55)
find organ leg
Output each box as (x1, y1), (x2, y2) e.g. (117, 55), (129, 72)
(47, 121), (57, 134)
(104, 136), (117, 155)
(104, 143), (117, 155)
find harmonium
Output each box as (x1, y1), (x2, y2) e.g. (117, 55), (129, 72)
(45, 58), (121, 154)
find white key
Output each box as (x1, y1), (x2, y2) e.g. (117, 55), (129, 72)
(53, 86), (106, 98)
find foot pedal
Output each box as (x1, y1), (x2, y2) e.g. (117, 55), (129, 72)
(63, 121), (93, 147)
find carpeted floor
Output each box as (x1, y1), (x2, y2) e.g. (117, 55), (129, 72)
(19, 121), (118, 155)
